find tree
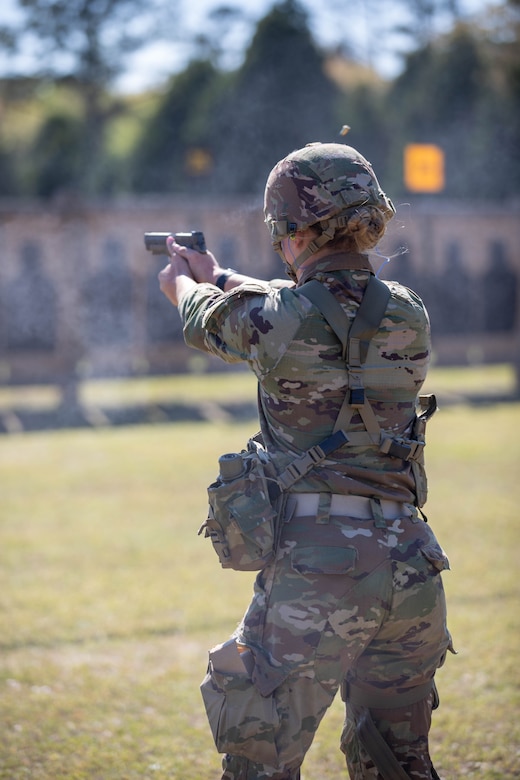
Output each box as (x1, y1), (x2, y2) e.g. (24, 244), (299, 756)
(334, 80), (391, 183)
(131, 0), (342, 196)
(6, 0), (177, 194)
(211, 0), (341, 194)
(188, 5), (250, 70)
(384, 13), (520, 199)
(28, 113), (84, 197)
(131, 59), (224, 193)
(472, 0), (520, 198)
(390, 0), (462, 47)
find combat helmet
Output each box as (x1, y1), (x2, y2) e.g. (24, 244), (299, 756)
(264, 142), (395, 271)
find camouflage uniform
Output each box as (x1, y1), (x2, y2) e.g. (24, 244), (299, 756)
(178, 144), (452, 779)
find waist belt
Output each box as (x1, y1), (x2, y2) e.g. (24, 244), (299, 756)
(291, 493), (413, 520)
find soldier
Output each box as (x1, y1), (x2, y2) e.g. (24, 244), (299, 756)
(158, 142), (454, 780)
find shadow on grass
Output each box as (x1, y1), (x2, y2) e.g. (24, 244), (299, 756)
(1, 390), (518, 434)
(0, 398), (259, 434)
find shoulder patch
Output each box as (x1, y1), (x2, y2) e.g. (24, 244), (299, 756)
(202, 281), (272, 331)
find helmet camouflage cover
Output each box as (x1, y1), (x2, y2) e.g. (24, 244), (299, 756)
(264, 142), (395, 245)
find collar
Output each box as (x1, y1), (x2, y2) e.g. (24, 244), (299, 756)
(296, 252), (374, 286)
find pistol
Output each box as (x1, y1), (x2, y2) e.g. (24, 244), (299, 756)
(144, 230), (207, 255)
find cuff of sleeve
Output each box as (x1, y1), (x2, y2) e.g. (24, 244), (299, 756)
(215, 269), (236, 291)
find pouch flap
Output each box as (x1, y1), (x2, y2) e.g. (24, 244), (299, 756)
(227, 492), (275, 533)
(291, 545), (357, 575)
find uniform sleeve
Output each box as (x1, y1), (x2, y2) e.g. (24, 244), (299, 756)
(179, 282), (308, 374)
(178, 283), (227, 355)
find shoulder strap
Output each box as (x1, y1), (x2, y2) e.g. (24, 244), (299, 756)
(298, 276), (390, 363)
(296, 279), (350, 359)
(272, 277), (391, 493)
(297, 276), (390, 438)
(347, 276), (391, 364)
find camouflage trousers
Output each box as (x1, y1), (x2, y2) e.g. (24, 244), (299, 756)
(201, 506), (452, 780)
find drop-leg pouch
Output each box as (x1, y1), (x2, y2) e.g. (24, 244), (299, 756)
(200, 639), (280, 766)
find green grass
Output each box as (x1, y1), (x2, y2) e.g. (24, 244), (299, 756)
(1, 370), (519, 779)
(0, 370), (257, 412)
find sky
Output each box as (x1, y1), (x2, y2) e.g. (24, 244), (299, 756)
(115, 0), (504, 93)
(0, 0), (504, 94)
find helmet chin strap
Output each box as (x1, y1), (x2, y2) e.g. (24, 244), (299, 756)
(274, 222), (337, 280)
(274, 247), (298, 282)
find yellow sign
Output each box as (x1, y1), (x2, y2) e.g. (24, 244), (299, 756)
(404, 144), (445, 193)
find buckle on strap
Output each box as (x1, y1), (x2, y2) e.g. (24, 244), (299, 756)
(277, 430), (348, 491)
(380, 436), (425, 461)
(418, 393), (437, 420)
(349, 387), (365, 407)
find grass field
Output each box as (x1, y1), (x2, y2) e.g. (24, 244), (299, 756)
(1, 367), (519, 779)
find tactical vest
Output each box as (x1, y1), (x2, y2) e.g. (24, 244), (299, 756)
(274, 275), (436, 509)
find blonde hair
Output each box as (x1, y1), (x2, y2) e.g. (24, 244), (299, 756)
(317, 206), (387, 253)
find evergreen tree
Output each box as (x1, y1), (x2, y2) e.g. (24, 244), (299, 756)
(211, 0), (341, 194)
(4, 0), (176, 195)
(334, 81), (391, 187)
(27, 113), (84, 198)
(384, 16), (520, 199)
(131, 59), (223, 193)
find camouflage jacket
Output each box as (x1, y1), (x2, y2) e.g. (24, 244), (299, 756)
(179, 252), (431, 503)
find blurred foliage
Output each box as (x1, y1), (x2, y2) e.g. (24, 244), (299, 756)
(0, 0), (176, 195)
(385, 19), (520, 198)
(0, 0), (518, 200)
(131, 59), (225, 194)
(208, 0), (340, 194)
